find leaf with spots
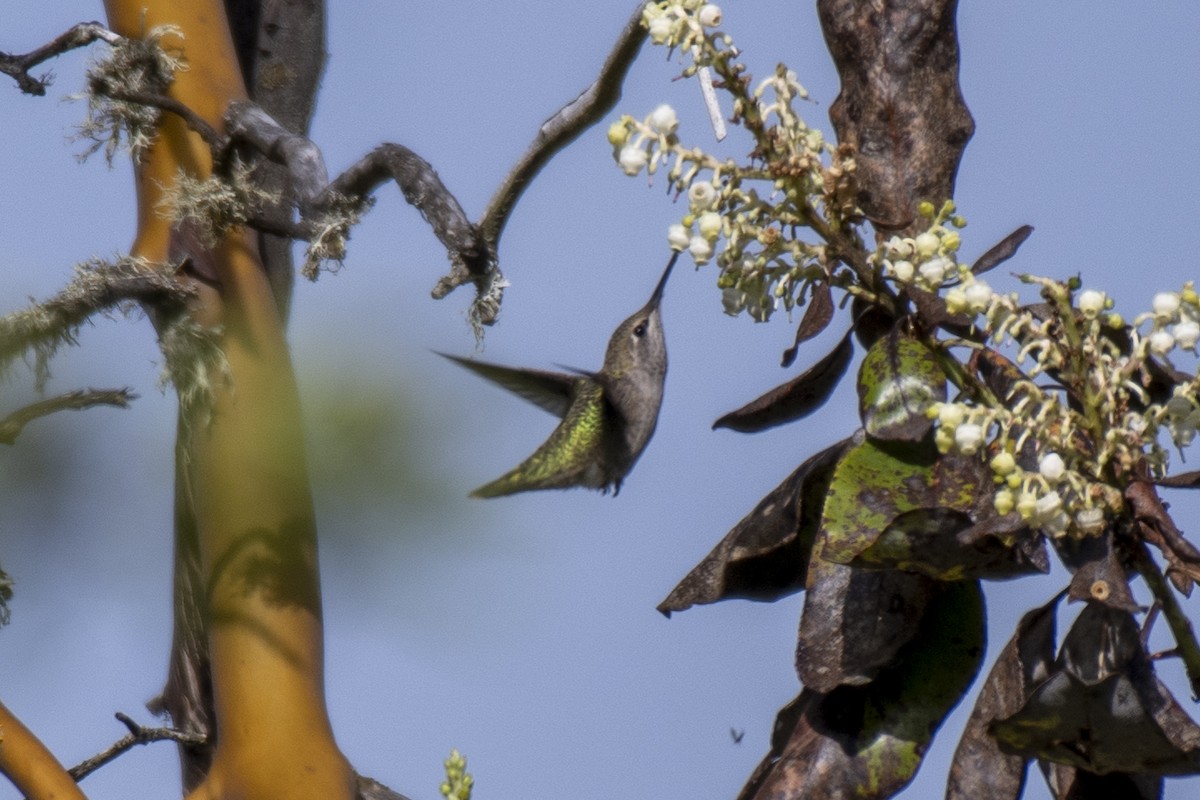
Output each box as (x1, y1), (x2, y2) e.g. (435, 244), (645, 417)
(818, 436), (986, 566)
(852, 507), (1048, 581)
(857, 326), (946, 442)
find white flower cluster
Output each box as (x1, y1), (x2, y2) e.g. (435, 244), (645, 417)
(641, 1), (725, 51)
(613, 12), (843, 324)
(1136, 285), (1200, 449)
(1136, 285), (1200, 358)
(928, 400), (1117, 537)
(920, 270), (1200, 539)
(979, 278), (1200, 465)
(608, 103), (680, 178)
(873, 202), (996, 316)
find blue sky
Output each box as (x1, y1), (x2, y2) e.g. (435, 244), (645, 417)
(3, 2), (1200, 799)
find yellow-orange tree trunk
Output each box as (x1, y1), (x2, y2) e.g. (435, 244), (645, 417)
(103, 2), (355, 798)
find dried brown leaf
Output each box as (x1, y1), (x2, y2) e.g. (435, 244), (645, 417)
(713, 332), (853, 433)
(970, 225), (1034, 276)
(657, 439), (849, 616)
(782, 282), (834, 367)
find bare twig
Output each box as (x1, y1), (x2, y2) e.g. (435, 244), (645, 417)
(478, 3), (648, 252)
(35, 6), (648, 334)
(1133, 544), (1200, 698)
(67, 712), (207, 783)
(0, 21), (121, 96)
(326, 143), (489, 287)
(93, 83), (227, 150)
(0, 388), (136, 445)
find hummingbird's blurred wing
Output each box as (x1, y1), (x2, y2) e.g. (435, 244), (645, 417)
(436, 352), (576, 418)
(469, 381), (614, 498)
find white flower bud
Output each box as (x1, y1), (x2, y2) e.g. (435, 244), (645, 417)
(1038, 452), (1066, 483)
(993, 488), (1015, 516)
(944, 287), (968, 314)
(618, 144), (648, 176)
(667, 224), (691, 251)
(697, 3), (722, 27)
(954, 422), (984, 455)
(697, 211), (723, 241)
(963, 280), (993, 314)
(918, 257), (949, 288)
(1154, 291), (1182, 318)
(1035, 490), (1063, 520)
(1075, 507), (1105, 535)
(885, 236), (913, 259)
(1149, 330), (1176, 355)
(647, 16), (674, 44)
(647, 104), (678, 135)
(890, 259), (914, 283)
(937, 403), (966, 428)
(914, 232), (939, 258)
(1077, 289), (1106, 318)
(688, 235), (713, 264)
(1173, 320), (1200, 350)
(688, 181), (718, 212)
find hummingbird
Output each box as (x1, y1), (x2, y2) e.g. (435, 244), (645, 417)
(439, 253), (677, 498)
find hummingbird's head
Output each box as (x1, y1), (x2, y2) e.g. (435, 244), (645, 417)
(604, 253), (677, 378)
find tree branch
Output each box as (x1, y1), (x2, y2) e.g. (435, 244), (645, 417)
(0, 21), (122, 96)
(225, 99), (328, 208)
(67, 712), (207, 783)
(325, 143), (489, 289)
(1133, 544), (1200, 698)
(220, 101), (498, 327)
(0, 388), (136, 445)
(0, 258), (194, 384)
(478, 3), (648, 252)
(93, 83), (227, 151)
(0, 700), (86, 800)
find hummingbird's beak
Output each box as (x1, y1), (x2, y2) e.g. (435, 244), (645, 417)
(648, 251), (680, 308)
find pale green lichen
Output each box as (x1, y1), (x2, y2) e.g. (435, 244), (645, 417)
(301, 194), (375, 280)
(158, 160), (280, 247)
(73, 25), (186, 165)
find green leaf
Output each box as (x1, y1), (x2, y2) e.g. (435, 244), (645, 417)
(857, 327), (946, 442)
(819, 436), (986, 565)
(852, 508), (1048, 581)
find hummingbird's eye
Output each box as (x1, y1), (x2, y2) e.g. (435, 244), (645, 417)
(633, 322), (647, 337)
